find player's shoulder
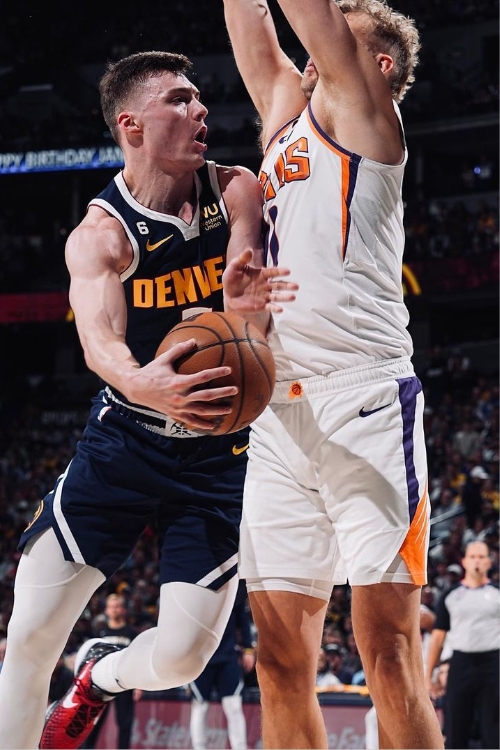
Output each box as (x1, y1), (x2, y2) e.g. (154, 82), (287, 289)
(66, 204), (129, 256)
(215, 162), (260, 186)
(215, 163), (263, 207)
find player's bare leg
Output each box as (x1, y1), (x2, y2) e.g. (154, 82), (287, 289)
(249, 590), (328, 749)
(351, 583), (444, 750)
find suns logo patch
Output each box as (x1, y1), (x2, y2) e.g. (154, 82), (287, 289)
(288, 381), (304, 400)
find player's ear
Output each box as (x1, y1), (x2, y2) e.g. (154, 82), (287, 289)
(374, 52), (393, 75)
(118, 111), (141, 135)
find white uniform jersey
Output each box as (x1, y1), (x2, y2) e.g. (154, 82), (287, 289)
(259, 102), (413, 381)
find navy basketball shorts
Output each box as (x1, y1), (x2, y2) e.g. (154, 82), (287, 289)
(190, 657), (242, 701)
(19, 390), (249, 589)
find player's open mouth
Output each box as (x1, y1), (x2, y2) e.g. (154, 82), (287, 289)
(194, 126), (207, 144)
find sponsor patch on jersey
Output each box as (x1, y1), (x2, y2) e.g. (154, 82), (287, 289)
(200, 203), (224, 231)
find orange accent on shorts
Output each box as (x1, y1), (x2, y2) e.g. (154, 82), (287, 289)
(399, 485), (429, 585)
(288, 381), (304, 400)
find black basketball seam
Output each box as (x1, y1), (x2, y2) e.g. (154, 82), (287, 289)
(219, 314), (248, 434)
(243, 321), (275, 393)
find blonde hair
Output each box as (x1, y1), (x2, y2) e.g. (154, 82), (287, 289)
(106, 593), (125, 606)
(336, 0), (420, 102)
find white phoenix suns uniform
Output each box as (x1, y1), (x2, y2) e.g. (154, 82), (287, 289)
(239, 103), (430, 592)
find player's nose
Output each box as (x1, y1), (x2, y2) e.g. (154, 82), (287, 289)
(194, 99), (208, 120)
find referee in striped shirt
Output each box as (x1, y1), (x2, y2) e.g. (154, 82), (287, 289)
(425, 541), (500, 749)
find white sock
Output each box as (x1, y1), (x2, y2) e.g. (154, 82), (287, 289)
(91, 651), (127, 694)
(190, 699), (209, 749)
(222, 694), (247, 750)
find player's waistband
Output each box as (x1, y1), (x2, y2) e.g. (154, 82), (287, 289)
(103, 386), (204, 439)
(270, 356), (415, 403)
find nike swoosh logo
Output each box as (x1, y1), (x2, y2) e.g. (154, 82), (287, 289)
(232, 443), (249, 455)
(146, 234), (174, 252)
(359, 404), (391, 418)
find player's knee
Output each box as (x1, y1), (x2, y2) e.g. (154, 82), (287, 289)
(256, 643), (309, 689)
(363, 635), (416, 694)
(152, 631), (218, 685)
(5, 617), (60, 671)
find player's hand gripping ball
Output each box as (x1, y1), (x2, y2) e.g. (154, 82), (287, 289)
(156, 311), (276, 435)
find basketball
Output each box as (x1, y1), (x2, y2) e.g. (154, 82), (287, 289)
(156, 311), (276, 435)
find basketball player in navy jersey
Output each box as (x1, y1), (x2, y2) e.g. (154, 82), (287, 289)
(221, 1), (444, 748)
(0, 51), (296, 750)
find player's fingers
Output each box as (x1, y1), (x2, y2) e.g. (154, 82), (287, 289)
(270, 291), (297, 302)
(270, 281), (299, 291)
(237, 248), (254, 265)
(157, 338), (197, 362)
(266, 277), (299, 292)
(189, 386), (238, 403)
(180, 366), (235, 386)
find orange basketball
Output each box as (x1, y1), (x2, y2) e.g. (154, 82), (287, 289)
(155, 311), (276, 435)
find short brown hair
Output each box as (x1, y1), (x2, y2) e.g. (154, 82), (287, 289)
(99, 51), (193, 143)
(336, 0), (420, 102)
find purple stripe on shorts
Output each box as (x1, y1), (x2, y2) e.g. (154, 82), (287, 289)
(397, 376), (422, 523)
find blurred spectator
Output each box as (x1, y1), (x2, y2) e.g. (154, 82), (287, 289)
(461, 465), (490, 528)
(430, 487), (463, 541)
(452, 421), (482, 461)
(322, 624), (344, 648)
(343, 633), (363, 678)
(445, 564), (463, 589)
(323, 644), (353, 685)
(315, 646), (342, 691)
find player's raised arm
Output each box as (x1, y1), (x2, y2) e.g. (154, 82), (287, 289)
(276, 0), (420, 163)
(223, 0), (305, 144)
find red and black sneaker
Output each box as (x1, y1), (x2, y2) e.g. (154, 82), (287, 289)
(40, 640), (123, 749)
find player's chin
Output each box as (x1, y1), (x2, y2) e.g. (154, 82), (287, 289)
(192, 140), (208, 158)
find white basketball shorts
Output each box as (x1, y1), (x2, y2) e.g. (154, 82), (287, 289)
(239, 357), (430, 588)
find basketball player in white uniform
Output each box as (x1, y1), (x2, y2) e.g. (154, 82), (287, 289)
(221, 1), (444, 748)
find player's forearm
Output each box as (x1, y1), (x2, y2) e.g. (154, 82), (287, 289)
(76, 319), (140, 393)
(223, 292), (271, 336)
(276, 0), (353, 70)
(223, 0), (290, 116)
(70, 279), (142, 396)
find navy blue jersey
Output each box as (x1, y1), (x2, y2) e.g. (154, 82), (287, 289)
(91, 161), (229, 407)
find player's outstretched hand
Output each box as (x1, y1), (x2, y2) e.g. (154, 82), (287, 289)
(223, 249), (298, 313)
